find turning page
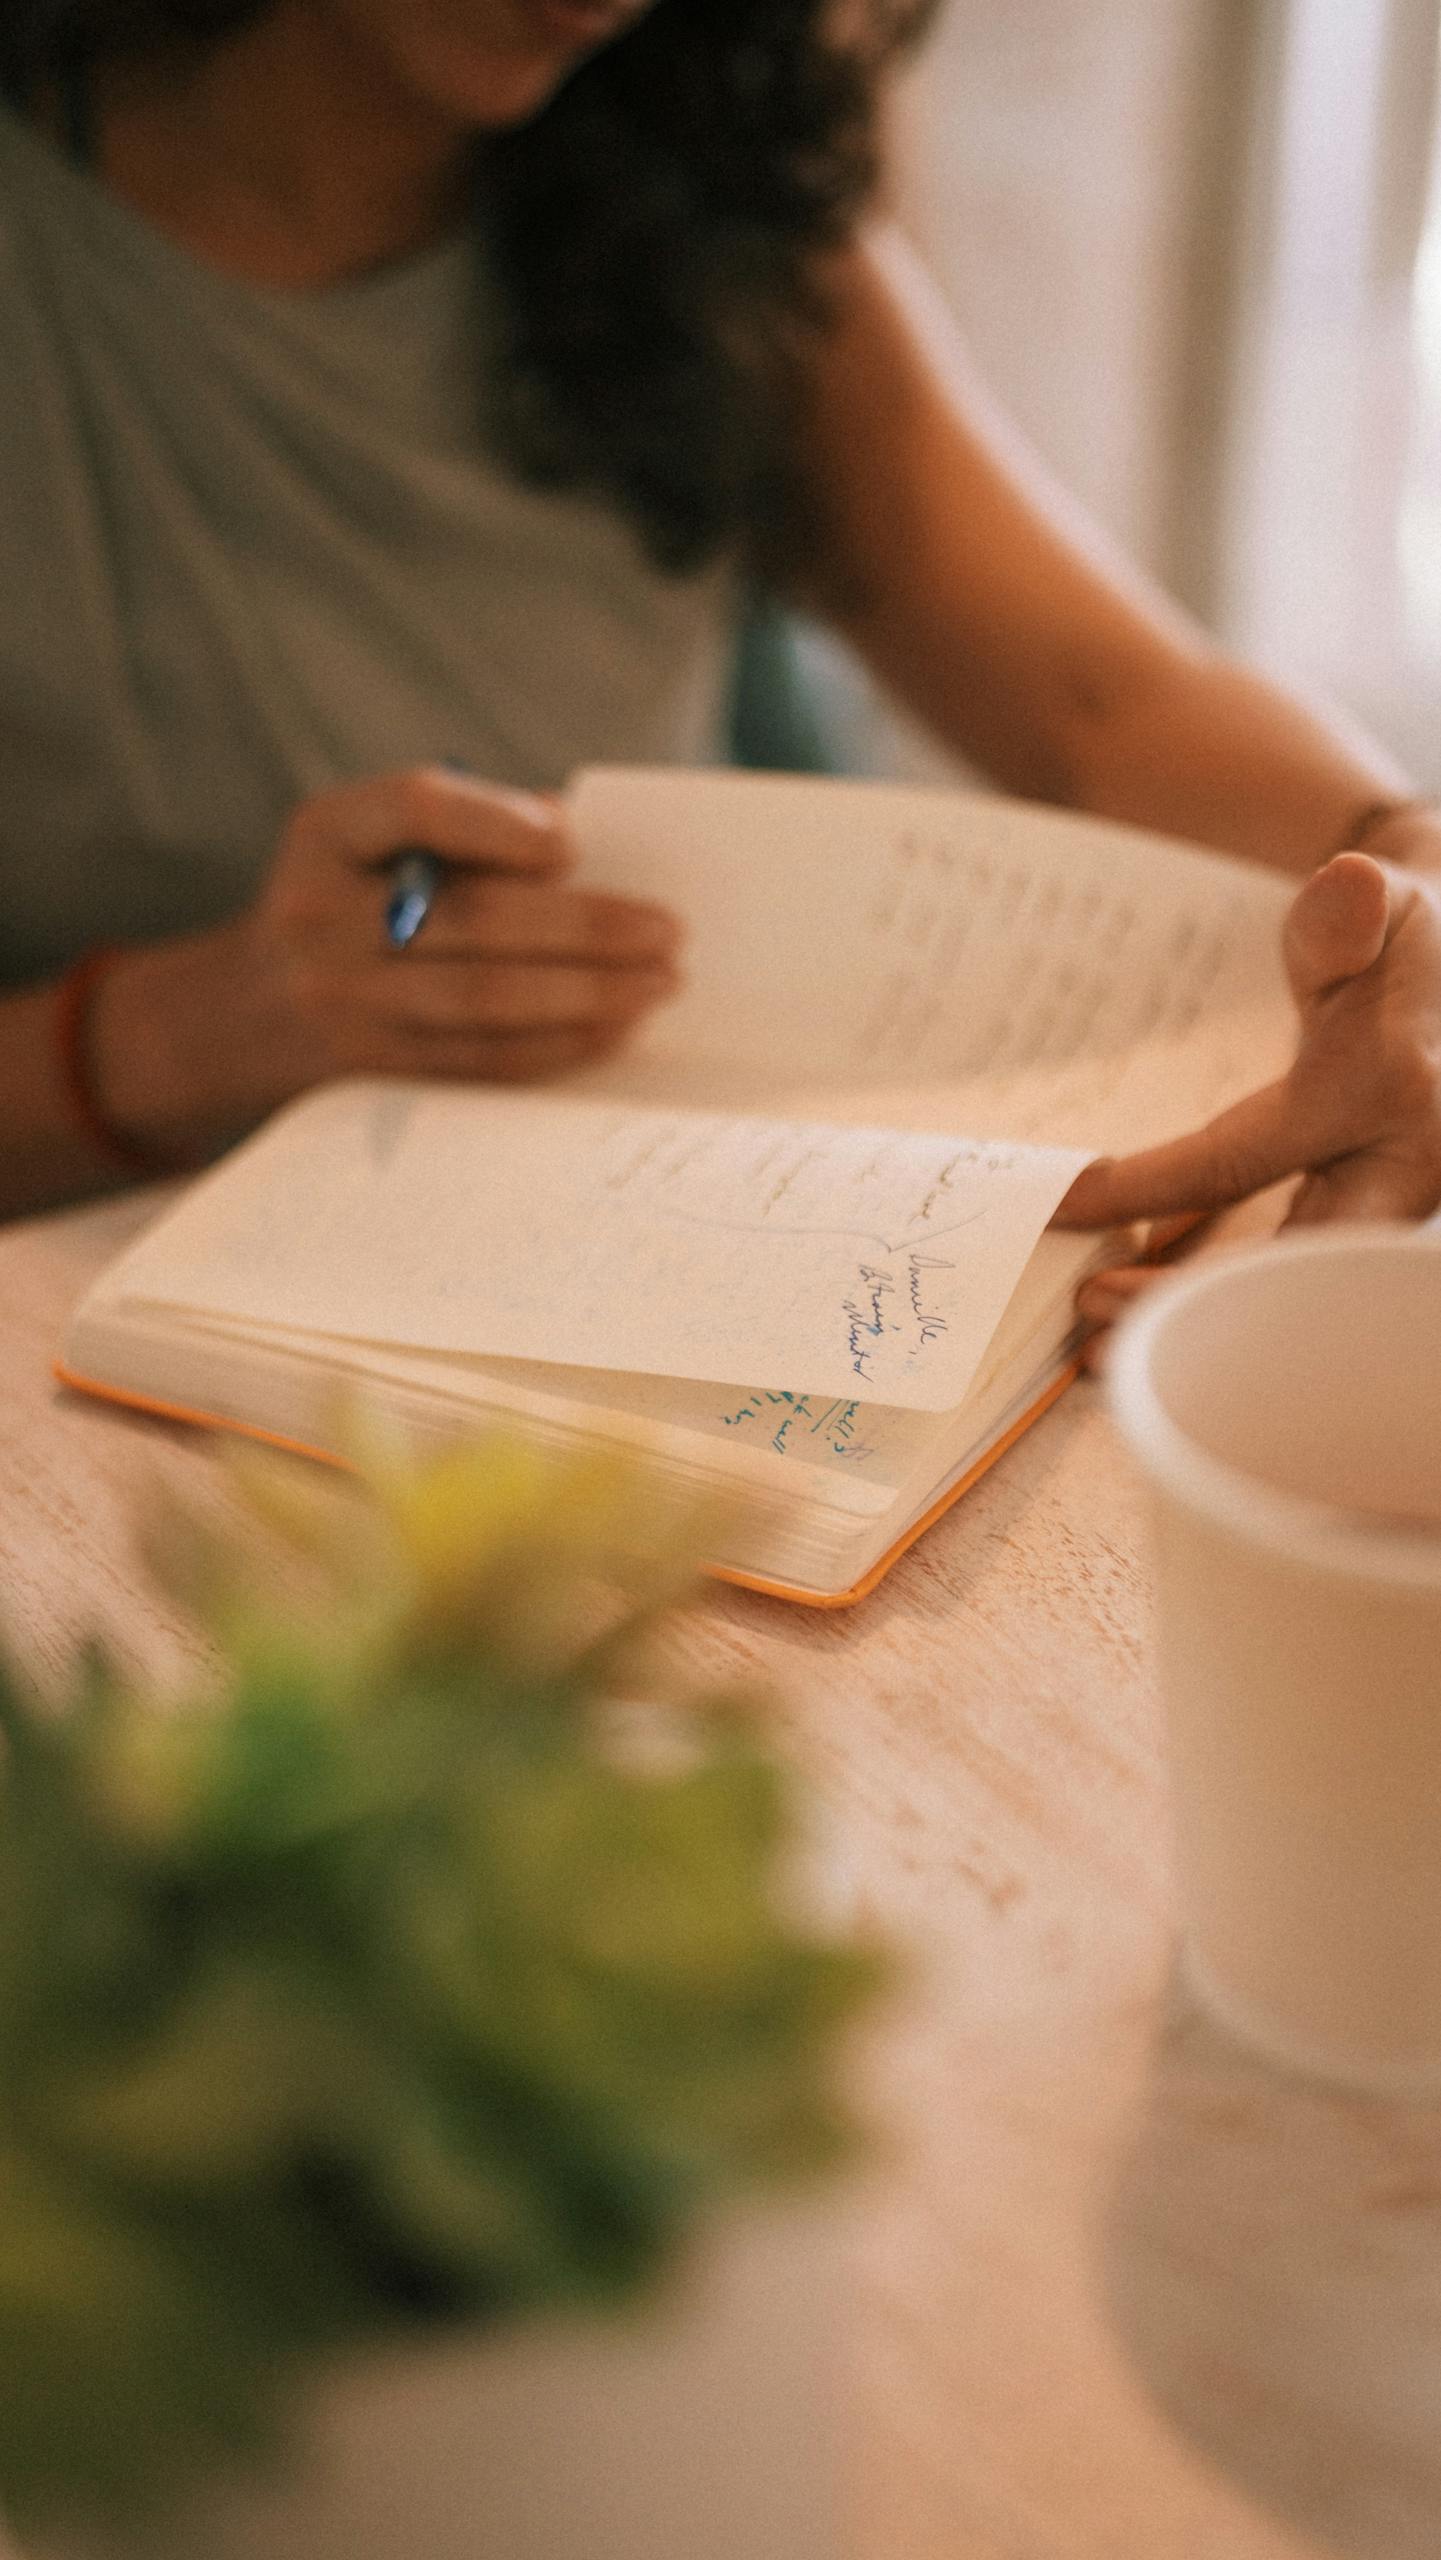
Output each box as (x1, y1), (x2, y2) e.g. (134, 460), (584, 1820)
(568, 768), (1294, 1149)
(103, 1083), (1087, 1413)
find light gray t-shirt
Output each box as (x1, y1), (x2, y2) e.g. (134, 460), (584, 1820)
(0, 104), (736, 986)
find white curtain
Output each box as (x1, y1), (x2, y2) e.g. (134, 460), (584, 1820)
(895, 0), (1231, 582)
(877, 3), (1440, 779)
(1214, 0), (1441, 777)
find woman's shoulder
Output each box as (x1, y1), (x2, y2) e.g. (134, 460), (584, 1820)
(0, 78), (82, 216)
(0, 89), (49, 240)
(0, 110), (32, 281)
(0, 89), (103, 317)
(0, 100), (86, 392)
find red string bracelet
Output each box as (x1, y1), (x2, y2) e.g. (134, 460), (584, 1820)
(54, 946), (172, 1179)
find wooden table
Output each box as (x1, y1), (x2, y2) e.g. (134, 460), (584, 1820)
(2, 1191), (1439, 2560)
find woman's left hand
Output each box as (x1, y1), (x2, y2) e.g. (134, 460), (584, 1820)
(1054, 849), (1441, 1350)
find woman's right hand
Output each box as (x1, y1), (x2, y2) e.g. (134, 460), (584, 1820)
(246, 765), (683, 1084)
(84, 768), (683, 1179)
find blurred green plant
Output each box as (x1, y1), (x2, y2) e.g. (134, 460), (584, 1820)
(0, 1434), (877, 2538)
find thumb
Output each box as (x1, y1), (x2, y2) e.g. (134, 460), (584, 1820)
(1284, 851), (1390, 1001)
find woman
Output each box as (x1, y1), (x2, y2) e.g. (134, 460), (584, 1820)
(0, 0), (1438, 1321)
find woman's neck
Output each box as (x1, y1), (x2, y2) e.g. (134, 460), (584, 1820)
(91, 9), (476, 289)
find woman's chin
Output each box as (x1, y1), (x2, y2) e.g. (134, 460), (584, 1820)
(320, 0), (656, 131)
(459, 61), (572, 127)
(410, 45), (593, 131)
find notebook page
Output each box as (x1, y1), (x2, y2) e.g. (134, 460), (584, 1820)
(158, 1222), (1091, 1517)
(568, 769), (1293, 1151)
(106, 1083), (1086, 1414)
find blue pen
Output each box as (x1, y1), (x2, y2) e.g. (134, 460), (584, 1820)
(385, 851), (445, 950)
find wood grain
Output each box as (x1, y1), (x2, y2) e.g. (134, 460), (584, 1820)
(0, 1191), (1436, 2559)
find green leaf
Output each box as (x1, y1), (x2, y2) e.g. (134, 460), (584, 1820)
(0, 2146), (286, 2534)
(0, 1434), (881, 2534)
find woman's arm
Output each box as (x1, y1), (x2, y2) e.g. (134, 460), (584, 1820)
(793, 227), (1441, 1242)
(0, 770), (681, 1224)
(795, 227), (1414, 873)
(0, 924), (298, 1221)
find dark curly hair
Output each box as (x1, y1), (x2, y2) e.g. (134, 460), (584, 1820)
(1, 1), (939, 571)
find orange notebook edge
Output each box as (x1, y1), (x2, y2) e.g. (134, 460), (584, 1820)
(53, 1355), (1081, 1612)
(712, 1359), (1080, 1607)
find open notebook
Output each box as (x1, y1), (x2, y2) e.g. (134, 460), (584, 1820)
(59, 770), (1293, 1605)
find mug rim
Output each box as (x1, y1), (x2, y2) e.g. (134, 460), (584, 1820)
(1107, 1226), (1441, 1588)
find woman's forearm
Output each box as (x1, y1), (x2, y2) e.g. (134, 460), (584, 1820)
(1026, 645), (1411, 877)
(0, 920), (308, 1222)
(0, 981), (130, 1219)
(802, 230), (1416, 874)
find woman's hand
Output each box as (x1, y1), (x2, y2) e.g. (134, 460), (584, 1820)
(1055, 850), (1441, 1349)
(247, 766), (682, 1084)
(86, 767), (682, 1176)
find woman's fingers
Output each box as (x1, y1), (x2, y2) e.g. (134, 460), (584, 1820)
(1283, 851), (1391, 998)
(1074, 1263), (1160, 1320)
(369, 1028), (622, 1084)
(319, 1023), (620, 1083)
(1072, 1262), (1170, 1371)
(285, 769), (571, 879)
(254, 766), (688, 1086)
(1057, 856), (1441, 1232)
(1061, 856), (1441, 1355)
(271, 775), (683, 975)
(359, 957), (678, 1035)
(374, 877), (683, 968)
(1054, 1078), (1305, 1227)
(1281, 1147), (1441, 1225)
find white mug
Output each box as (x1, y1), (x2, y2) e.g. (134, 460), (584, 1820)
(1109, 1229), (1441, 2093)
